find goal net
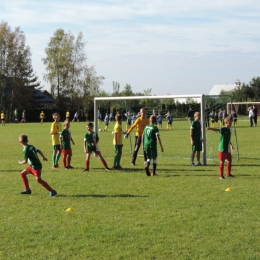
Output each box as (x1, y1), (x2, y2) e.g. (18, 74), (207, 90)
(94, 95), (238, 165)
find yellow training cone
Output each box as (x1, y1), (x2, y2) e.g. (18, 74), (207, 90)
(66, 207), (75, 212)
(225, 187), (231, 192)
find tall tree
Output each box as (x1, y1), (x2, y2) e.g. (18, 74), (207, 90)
(0, 21), (40, 119)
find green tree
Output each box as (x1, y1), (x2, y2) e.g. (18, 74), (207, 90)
(0, 21), (40, 120)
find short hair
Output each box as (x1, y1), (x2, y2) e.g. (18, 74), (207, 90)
(87, 122), (93, 127)
(19, 134), (28, 142)
(224, 115), (232, 123)
(194, 112), (200, 117)
(52, 112), (59, 117)
(115, 114), (122, 121)
(149, 115), (157, 124)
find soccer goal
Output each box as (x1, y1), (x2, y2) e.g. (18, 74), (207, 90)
(93, 94), (238, 165)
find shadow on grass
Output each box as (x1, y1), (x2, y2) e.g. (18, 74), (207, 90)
(57, 194), (149, 198)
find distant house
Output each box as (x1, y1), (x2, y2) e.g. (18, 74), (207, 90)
(34, 89), (54, 109)
(209, 80), (240, 95)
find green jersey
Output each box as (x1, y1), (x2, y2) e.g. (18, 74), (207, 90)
(60, 129), (71, 149)
(190, 120), (201, 140)
(143, 124), (159, 149)
(23, 145), (42, 170)
(218, 127), (232, 153)
(84, 132), (99, 151)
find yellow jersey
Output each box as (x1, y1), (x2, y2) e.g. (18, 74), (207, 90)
(50, 122), (62, 145)
(1, 113), (5, 119)
(128, 117), (149, 137)
(113, 122), (122, 145)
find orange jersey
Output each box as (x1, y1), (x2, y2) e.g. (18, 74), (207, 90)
(128, 117), (149, 136)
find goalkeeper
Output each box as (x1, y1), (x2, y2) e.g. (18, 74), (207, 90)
(125, 108), (149, 165)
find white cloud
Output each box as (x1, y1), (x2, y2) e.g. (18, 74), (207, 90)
(1, 0), (260, 94)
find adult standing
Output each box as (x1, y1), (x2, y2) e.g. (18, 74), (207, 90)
(125, 108), (149, 166)
(253, 104), (258, 127)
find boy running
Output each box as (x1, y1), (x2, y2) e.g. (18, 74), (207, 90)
(207, 116), (235, 179)
(83, 122), (110, 171)
(112, 114), (123, 170)
(50, 112), (62, 169)
(103, 113), (109, 131)
(142, 115), (164, 176)
(190, 112), (203, 166)
(18, 134), (57, 196)
(60, 120), (75, 169)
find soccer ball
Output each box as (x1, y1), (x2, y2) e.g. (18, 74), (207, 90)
(111, 131), (114, 134)
(99, 129), (102, 132)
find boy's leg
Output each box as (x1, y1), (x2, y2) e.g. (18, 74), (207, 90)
(55, 150), (61, 166)
(20, 170), (30, 190)
(67, 154), (71, 167)
(131, 136), (141, 165)
(62, 152), (67, 168)
(36, 177), (54, 191)
(219, 161), (224, 178)
(226, 161), (232, 176)
(97, 152), (109, 168)
(152, 158), (157, 176)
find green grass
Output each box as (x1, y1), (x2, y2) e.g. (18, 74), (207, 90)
(1, 119), (260, 259)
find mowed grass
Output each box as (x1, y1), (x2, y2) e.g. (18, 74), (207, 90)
(1, 118), (260, 260)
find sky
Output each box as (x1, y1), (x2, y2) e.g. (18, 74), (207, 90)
(1, 0), (260, 96)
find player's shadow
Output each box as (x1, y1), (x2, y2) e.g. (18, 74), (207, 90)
(57, 194), (149, 198)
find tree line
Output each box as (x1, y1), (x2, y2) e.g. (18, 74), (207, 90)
(1, 20), (259, 121)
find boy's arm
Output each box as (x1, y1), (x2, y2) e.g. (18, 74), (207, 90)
(156, 135), (164, 152)
(37, 149), (48, 162)
(70, 136), (75, 145)
(142, 133), (144, 150)
(84, 140), (87, 152)
(190, 129), (194, 145)
(114, 132), (118, 147)
(126, 118), (139, 135)
(206, 127), (219, 132)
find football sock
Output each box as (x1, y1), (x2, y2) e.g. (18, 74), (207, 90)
(101, 159), (108, 168)
(20, 172), (30, 190)
(37, 178), (53, 191)
(52, 154), (55, 166)
(68, 155), (71, 166)
(219, 163), (224, 177)
(153, 163), (157, 174)
(226, 162), (231, 176)
(86, 160), (89, 169)
(118, 155), (121, 166)
(62, 156), (66, 168)
(146, 159), (150, 168)
(55, 152), (61, 165)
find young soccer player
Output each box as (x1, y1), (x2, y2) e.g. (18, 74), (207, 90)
(207, 116), (235, 179)
(40, 111), (45, 124)
(112, 114), (123, 170)
(18, 134), (57, 196)
(156, 112), (163, 129)
(83, 122), (110, 171)
(1, 111), (5, 126)
(66, 110), (70, 121)
(103, 113), (109, 131)
(190, 112), (203, 166)
(142, 115), (164, 176)
(21, 110), (26, 123)
(50, 112), (62, 169)
(165, 111), (173, 130)
(125, 108), (149, 166)
(125, 111), (132, 130)
(72, 111), (79, 122)
(60, 120), (75, 169)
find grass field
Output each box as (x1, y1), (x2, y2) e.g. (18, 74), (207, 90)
(1, 117), (260, 259)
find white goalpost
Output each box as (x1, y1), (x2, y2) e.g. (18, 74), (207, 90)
(94, 94), (208, 165)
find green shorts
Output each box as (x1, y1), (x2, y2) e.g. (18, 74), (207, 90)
(53, 144), (61, 151)
(114, 145), (123, 153)
(145, 147), (157, 159)
(192, 140), (202, 152)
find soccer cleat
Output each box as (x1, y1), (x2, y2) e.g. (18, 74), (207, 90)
(111, 167), (118, 170)
(49, 190), (57, 196)
(151, 173), (158, 176)
(117, 165), (123, 170)
(226, 174), (236, 178)
(196, 162), (202, 166)
(219, 176), (225, 180)
(82, 168), (89, 172)
(131, 162), (136, 166)
(105, 167), (111, 171)
(145, 167), (151, 176)
(67, 165), (74, 169)
(52, 165), (58, 169)
(190, 162), (195, 166)
(20, 189), (31, 194)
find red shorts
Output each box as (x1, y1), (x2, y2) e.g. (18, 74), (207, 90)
(25, 166), (41, 178)
(62, 148), (72, 156)
(218, 152), (231, 162)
